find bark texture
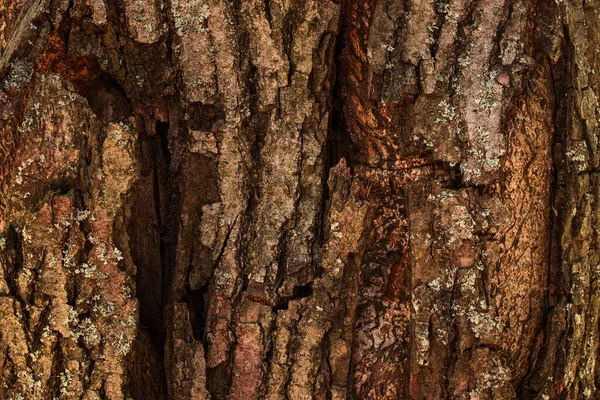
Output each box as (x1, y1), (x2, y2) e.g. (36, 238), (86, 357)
(0, 0), (598, 399)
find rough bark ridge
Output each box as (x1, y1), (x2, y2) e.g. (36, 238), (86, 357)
(0, 0), (598, 399)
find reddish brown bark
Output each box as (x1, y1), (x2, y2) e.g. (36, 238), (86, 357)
(0, 0), (599, 399)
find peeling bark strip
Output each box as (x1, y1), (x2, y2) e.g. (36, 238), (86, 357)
(0, 0), (599, 398)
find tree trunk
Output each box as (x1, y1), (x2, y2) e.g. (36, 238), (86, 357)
(0, 0), (597, 398)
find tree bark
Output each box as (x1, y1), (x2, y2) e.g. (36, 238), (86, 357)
(0, 0), (597, 398)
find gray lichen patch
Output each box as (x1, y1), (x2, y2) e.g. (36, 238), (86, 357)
(3, 60), (33, 89)
(169, 0), (217, 103)
(124, 0), (164, 44)
(458, 67), (507, 184)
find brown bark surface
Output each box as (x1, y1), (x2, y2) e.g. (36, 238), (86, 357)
(0, 0), (598, 399)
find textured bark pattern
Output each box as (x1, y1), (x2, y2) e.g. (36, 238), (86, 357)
(0, 72), (139, 398)
(0, 0), (599, 399)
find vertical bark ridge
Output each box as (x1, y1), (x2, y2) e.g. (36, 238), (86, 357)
(337, 0), (556, 398)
